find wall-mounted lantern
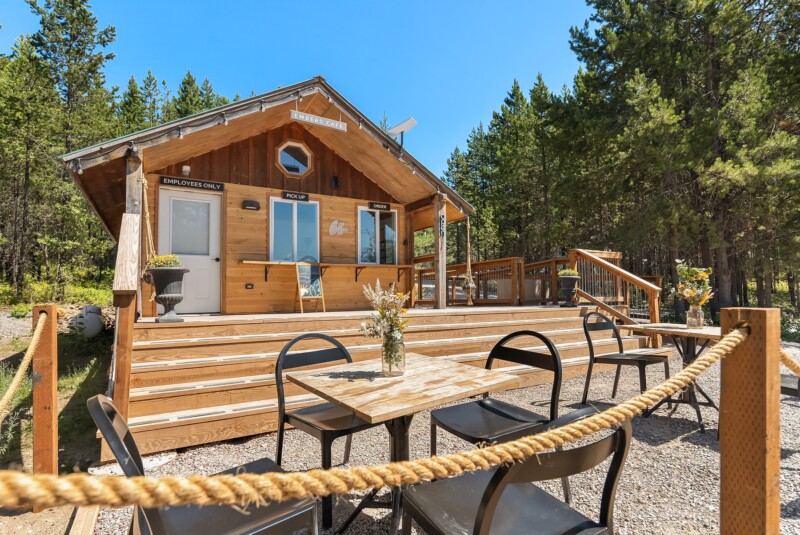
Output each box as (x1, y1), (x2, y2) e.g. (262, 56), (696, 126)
(242, 200), (261, 211)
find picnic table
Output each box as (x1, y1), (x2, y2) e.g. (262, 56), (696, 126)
(286, 353), (520, 534)
(629, 323), (722, 433)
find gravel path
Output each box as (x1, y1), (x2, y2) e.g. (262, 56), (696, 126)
(95, 345), (800, 535)
(0, 312), (31, 339)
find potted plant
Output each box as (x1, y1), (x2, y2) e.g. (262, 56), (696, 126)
(672, 260), (713, 328)
(144, 255), (189, 323)
(558, 268), (580, 307)
(360, 281), (410, 377)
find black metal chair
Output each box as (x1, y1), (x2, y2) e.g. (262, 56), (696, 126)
(581, 312), (670, 408)
(275, 333), (383, 529)
(403, 408), (632, 535)
(87, 394), (317, 535)
(782, 374), (800, 397)
(430, 331), (570, 501)
(430, 331), (563, 455)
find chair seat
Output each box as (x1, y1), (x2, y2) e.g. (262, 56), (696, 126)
(593, 352), (667, 365)
(287, 402), (375, 435)
(403, 468), (606, 535)
(431, 398), (549, 444)
(782, 374), (800, 397)
(149, 457), (316, 535)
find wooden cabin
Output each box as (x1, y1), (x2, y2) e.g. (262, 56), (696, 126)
(61, 77), (667, 457)
(63, 76), (470, 316)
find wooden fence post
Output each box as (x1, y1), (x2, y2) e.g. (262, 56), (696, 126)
(550, 260), (558, 305)
(32, 304), (58, 512)
(112, 294), (136, 420)
(720, 307), (781, 535)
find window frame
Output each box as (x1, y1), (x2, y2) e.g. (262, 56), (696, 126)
(357, 205), (398, 265)
(276, 140), (313, 178)
(269, 196), (320, 262)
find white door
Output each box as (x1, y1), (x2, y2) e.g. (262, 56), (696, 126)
(158, 188), (222, 314)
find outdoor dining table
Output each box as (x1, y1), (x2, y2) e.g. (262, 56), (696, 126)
(286, 352), (520, 535)
(628, 323), (722, 433)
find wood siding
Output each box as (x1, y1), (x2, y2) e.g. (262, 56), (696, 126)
(144, 177), (409, 315)
(153, 123), (398, 203)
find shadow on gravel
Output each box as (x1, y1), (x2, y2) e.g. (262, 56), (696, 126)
(327, 491), (393, 534)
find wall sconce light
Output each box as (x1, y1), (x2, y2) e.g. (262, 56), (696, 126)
(245, 283), (254, 289)
(242, 199), (261, 211)
(181, 165), (191, 176)
(332, 176), (339, 190)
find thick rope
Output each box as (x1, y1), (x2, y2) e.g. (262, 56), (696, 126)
(781, 348), (800, 376)
(0, 312), (48, 420)
(0, 327), (748, 510)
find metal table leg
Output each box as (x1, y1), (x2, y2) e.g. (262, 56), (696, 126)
(335, 415), (412, 534)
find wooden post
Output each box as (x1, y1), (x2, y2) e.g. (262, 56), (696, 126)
(517, 258), (525, 305)
(32, 304), (58, 511)
(433, 194), (447, 309)
(720, 308), (780, 535)
(465, 217), (474, 306)
(125, 152), (143, 215)
(568, 249), (579, 306)
(510, 258), (519, 305)
(407, 217), (416, 308)
(648, 289), (661, 347)
(112, 294), (136, 420)
(550, 260), (558, 305)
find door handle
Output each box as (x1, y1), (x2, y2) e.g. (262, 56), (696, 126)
(214, 257), (220, 262)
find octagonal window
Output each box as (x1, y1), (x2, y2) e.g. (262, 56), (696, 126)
(278, 141), (312, 177)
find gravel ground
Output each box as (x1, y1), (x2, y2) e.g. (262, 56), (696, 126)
(94, 344), (800, 535)
(0, 312), (31, 339)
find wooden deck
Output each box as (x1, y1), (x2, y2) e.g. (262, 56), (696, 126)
(105, 304), (671, 460)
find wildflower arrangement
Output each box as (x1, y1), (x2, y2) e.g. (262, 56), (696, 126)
(558, 268), (580, 277)
(145, 254), (182, 269)
(361, 280), (410, 371)
(673, 260), (713, 306)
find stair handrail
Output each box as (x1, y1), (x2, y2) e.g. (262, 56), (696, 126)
(571, 249), (660, 292)
(110, 212), (141, 420)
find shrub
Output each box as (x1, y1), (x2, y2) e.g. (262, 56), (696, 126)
(558, 268), (579, 277)
(9, 303), (30, 318)
(64, 285), (112, 306)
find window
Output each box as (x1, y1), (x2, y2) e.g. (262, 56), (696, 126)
(270, 197), (319, 262)
(358, 207), (397, 264)
(277, 141), (312, 177)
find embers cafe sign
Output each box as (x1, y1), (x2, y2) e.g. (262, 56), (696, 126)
(290, 110), (347, 132)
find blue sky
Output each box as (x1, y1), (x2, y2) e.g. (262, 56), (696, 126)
(1, 1), (593, 177)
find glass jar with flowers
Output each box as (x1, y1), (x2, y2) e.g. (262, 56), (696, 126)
(673, 260), (714, 328)
(361, 281), (410, 377)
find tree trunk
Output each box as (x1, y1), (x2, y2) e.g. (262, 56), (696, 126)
(668, 229), (685, 321)
(712, 210), (734, 308)
(788, 271), (796, 308)
(764, 267), (773, 308)
(700, 236), (719, 317)
(755, 269), (765, 307)
(741, 271), (749, 306)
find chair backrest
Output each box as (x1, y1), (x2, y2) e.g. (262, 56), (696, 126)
(87, 395), (159, 535)
(583, 311), (624, 359)
(87, 394), (145, 477)
(485, 331), (563, 421)
(275, 333), (352, 417)
(473, 413), (633, 535)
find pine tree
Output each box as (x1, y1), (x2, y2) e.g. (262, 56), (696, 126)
(140, 69), (164, 127)
(173, 71), (202, 118)
(119, 75), (146, 133)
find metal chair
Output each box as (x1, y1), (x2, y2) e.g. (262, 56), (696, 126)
(782, 374), (800, 397)
(581, 312), (670, 408)
(403, 408), (631, 535)
(87, 394), (318, 535)
(275, 333), (383, 529)
(430, 331), (570, 501)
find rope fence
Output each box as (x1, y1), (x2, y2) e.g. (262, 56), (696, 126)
(781, 348), (800, 376)
(0, 312), (48, 421)
(0, 326), (755, 510)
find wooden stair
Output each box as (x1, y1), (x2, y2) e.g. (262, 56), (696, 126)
(112, 305), (671, 458)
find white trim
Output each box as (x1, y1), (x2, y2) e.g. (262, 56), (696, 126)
(269, 196), (320, 262)
(357, 206), (398, 265)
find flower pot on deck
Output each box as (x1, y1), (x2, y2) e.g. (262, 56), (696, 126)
(559, 276), (580, 307)
(146, 267), (190, 323)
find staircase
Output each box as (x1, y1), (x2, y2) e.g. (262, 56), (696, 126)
(109, 305), (669, 459)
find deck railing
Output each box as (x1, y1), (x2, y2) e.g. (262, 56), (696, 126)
(415, 257), (524, 306)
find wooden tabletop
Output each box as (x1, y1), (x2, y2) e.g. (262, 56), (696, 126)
(286, 353), (520, 424)
(629, 323), (722, 341)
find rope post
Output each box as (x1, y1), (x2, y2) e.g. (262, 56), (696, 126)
(720, 307), (780, 535)
(32, 304), (58, 512)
